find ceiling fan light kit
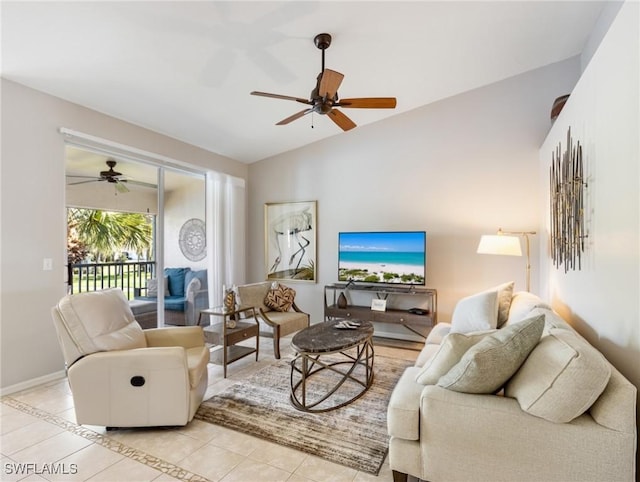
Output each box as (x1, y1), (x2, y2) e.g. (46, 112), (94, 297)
(251, 33), (397, 131)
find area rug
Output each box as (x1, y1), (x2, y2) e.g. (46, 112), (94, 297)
(194, 354), (412, 475)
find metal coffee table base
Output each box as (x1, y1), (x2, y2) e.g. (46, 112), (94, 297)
(290, 339), (374, 413)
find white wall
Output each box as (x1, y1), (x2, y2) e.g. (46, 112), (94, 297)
(164, 175), (207, 270)
(247, 58), (582, 334)
(0, 79), (247, 390)
(539, 0), (639, 453)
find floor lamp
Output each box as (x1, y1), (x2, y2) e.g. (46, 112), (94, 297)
(477, 229), (537, 292)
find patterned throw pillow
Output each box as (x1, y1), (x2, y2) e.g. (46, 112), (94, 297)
(264, 284), (296, 312)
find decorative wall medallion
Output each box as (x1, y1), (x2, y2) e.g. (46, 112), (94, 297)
(179, 218), (206, 261)
(550, 127), (587, 272)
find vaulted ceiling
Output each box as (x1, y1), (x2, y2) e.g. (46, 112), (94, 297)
(1, 1), (606, 164)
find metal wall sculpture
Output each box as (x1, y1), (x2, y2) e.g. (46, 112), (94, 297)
(550, 127), (587, 272)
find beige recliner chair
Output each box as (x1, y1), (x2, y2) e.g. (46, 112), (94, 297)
(51, 288), (209, 428)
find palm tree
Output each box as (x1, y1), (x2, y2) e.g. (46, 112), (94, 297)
(67, 208), (153, 262)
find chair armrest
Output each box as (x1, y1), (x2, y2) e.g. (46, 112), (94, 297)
(258, 308), (276, 327)
(291, 301), (307, 314)
(70, 346), (188, 371)
(144, 326), (205, 348)
(187, 288), (208, 303)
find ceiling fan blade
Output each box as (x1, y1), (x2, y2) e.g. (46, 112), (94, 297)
(125, 180), (158, 189)
(66, 175), (101, 179)
(276, 108), (314, 125)
(115, 181), (129, 193)
(338, 97), (397, 109)
(319, 69), (344, 99)
(67, 179), (102, 186)
(328, 109), (357, 131)
(251, 91), (311, 105)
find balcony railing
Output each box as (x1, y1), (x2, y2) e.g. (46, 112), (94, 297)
(68, 261), (156, 300)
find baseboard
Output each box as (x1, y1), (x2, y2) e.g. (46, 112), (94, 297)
(1, 370), (66, 397)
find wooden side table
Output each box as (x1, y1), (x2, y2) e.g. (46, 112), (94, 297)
(198, 306), (259, 378)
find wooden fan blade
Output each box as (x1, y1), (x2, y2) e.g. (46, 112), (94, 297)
(276, 108), (314, 125)
(319, 69), (344, 98)
(251, 91), (311, 105)
(338, 97), (397, 109)
(328, 109), (357, 131)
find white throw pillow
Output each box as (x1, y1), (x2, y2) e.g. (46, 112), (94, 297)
(437, 314), (544, 394)
(147, 276), (169, 297)
(505, 329), (611, 423)
(450, 290), (499, 333)
(415, 330), (495, 385)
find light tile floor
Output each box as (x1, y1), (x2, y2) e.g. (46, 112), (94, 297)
(1, 335), (419, 482)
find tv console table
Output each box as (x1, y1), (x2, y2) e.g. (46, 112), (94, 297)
(324, 284), (437, 347)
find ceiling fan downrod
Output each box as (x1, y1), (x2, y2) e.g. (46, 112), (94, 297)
(314, 33), (331, 73)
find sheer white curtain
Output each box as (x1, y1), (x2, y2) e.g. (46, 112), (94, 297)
(206, 172), (246, 307)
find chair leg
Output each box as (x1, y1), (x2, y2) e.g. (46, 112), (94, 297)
(273, 326), (281, 359)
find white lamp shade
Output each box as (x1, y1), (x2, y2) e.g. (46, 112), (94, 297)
(477, 235), (522, 256)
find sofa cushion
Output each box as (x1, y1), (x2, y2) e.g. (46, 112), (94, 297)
(505, 291), (551, 326)
(505, 328), (611, 423)
(164, 267), (190, 297)
(527, 307), (572, 332)
(164, 296), (186, 312)
(415, 343), (441, 369)
(437, 314), (544, 394)
(415, 323), (453, 367)
(415, 330), (496, 385)
(450, 289), (498, 333)
(264, 284), (296, 312)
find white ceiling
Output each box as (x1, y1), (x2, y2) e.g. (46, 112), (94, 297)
(1, 1), (606, 164)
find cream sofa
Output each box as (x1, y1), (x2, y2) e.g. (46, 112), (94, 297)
(387, 288), (637, 482)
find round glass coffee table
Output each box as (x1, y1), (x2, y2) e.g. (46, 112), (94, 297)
(289, 319), (374, 412)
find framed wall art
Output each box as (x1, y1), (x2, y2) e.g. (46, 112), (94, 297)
(265, 201), (316, 282)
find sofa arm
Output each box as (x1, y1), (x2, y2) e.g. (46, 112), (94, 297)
(144, 326), (205, 349)
(418, 386), (636, 482)
(424, 322), (451, 345)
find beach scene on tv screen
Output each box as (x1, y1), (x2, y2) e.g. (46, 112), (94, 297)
(338, 232), (425, 284)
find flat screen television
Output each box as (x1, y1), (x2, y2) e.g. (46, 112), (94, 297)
(338, 231), (426, 285)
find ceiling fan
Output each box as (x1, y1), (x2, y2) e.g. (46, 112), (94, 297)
(66, 159), (157, 193)
(250, 33), (397, 131)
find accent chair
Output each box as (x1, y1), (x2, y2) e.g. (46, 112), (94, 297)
(51, 288), (209, 428)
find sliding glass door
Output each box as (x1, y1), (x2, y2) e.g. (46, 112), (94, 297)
(64, 143), (207, 328)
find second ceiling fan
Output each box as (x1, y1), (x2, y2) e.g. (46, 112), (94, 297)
(251, 33), (396, 131)
(67, 159), (157, 193)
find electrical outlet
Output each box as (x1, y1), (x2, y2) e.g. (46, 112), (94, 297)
(43, 258), (53, 271)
